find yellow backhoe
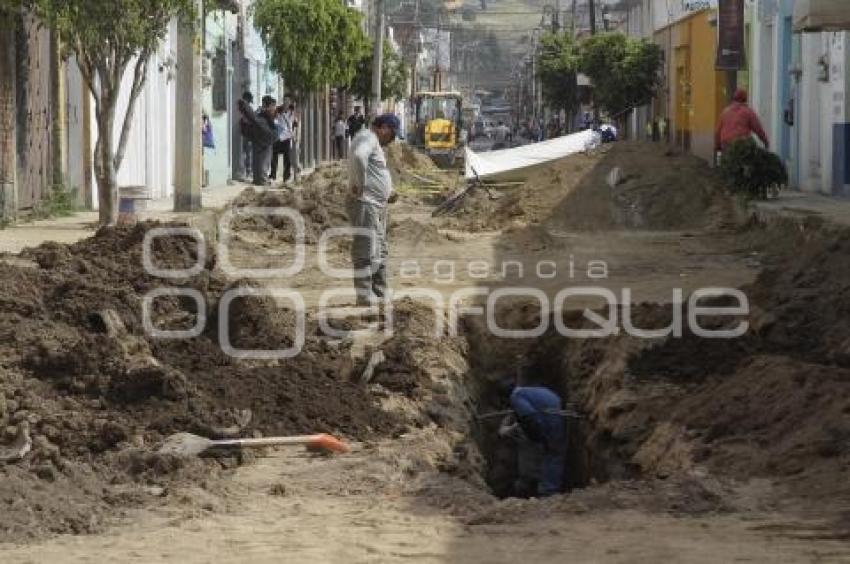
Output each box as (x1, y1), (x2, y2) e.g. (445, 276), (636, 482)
(410, 91), (466, 168)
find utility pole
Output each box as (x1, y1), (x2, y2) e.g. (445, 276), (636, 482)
(570, 0), (577, 35)
(174, 0), (203, 212)
(370, 0), (385, 117)
(589, 0), (597, 34)
(553, 0), (561, 32)
(0, 17), (17, 222)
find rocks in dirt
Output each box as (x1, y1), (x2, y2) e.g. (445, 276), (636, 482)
(0, 421), (32, 462)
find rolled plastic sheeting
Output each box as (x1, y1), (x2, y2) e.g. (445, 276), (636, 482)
(465, 130), (601, 182)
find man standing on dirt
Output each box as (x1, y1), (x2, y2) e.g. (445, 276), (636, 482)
(347, 114), (399, 306)
(715, 88), (769, 153)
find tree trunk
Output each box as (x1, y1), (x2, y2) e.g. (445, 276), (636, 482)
(94, 106), (118, 226)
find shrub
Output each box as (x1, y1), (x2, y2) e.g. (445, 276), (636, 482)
(720, 138), (788, 200)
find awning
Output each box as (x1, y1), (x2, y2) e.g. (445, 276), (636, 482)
(794, 0), (850, 32)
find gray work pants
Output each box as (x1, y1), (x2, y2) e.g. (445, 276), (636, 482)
(242, 139), (253, 179)
(252, 142), (272, 186)
(348, 198), (389, 305)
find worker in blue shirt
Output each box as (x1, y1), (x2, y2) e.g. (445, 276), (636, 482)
(499, 385), (567, 497)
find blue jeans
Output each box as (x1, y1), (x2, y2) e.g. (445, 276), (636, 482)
(539, 449), (566, 496)
(518, 413), (567, 496)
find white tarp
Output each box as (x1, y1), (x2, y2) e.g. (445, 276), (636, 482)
(465, 129), (600, 182)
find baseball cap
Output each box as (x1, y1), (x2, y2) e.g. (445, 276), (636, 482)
(374, 113), (401, 137)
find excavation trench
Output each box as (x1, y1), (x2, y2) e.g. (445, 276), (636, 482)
(449, 313), (642, 499)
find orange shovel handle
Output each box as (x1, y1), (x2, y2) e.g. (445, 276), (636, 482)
(214, 433), (350, 454)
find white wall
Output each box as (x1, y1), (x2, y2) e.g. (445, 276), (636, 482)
(87, 23), (178, 206)
(751, 8), (776, 142)
(797, 30), (849, 194)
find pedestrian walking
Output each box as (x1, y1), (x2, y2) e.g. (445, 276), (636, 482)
(347, 113), (399, 306)
(347, 106), (366, 140)
(237, 95), (277, 186)
(271, 103), (296, 182)
(333, 112), (347, 160)
(238, 91), (254, 181)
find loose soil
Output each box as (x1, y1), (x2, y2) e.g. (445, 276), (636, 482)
(0, 223), (404, 542)
(1, 141), (848, 562)
(439, 142), (734, 232)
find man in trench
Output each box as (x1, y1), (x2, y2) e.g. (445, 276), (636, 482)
(347, 114), (400, 306)
(499, 378), (567, 497)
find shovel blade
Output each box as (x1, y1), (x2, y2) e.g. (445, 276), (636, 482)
(158, 433), (214, 457)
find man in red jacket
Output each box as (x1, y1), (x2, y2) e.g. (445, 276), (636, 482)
(715, 88), (769, 152)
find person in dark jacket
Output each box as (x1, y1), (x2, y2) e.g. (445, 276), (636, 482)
(497, 366), (567, 498)
(347, 106), (366, 139)
(238, 91), (254, 180)
(238, 95), (277, 186)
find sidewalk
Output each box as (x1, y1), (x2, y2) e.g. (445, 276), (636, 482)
(0, 182), (250, 255)
(751, 190), (850, 228)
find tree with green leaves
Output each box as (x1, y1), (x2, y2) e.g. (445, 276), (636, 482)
(537, 31), (581, 120)
(253, 0), (367, 92)
(0, 0), (195, 225)
(579, 32), (663, 119)
(349, 41), (409, 114)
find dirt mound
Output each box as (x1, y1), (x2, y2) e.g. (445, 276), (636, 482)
(389, 217), (445, 246)
(229, 145), (435, 243)
(384, 141), (438, 181)
(0, 223), (404, 542)
(440, 142), (732, 232)
(231, 165), (351, 244)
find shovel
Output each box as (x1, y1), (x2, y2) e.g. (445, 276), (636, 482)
(158, 432), (350, 457)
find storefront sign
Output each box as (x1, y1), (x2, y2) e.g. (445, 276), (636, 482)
(716, 0), (745, 70)
(683, 1), (714, 10)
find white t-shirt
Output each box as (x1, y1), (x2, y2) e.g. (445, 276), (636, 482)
(334, 119), (347, 137)
(348, 129), (392, 207)
(277, 112), (295, 142)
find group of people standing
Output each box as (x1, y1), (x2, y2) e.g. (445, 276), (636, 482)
(237, 91), (299, 186)
(331, 106), (369, 160)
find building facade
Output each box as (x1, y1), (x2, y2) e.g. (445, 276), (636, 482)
(747, 0), (849, 195)
(615, 0), (850, 196)
(0, 0), (291, 222)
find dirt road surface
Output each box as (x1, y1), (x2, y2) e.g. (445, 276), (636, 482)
(3, 436), (848, 563)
